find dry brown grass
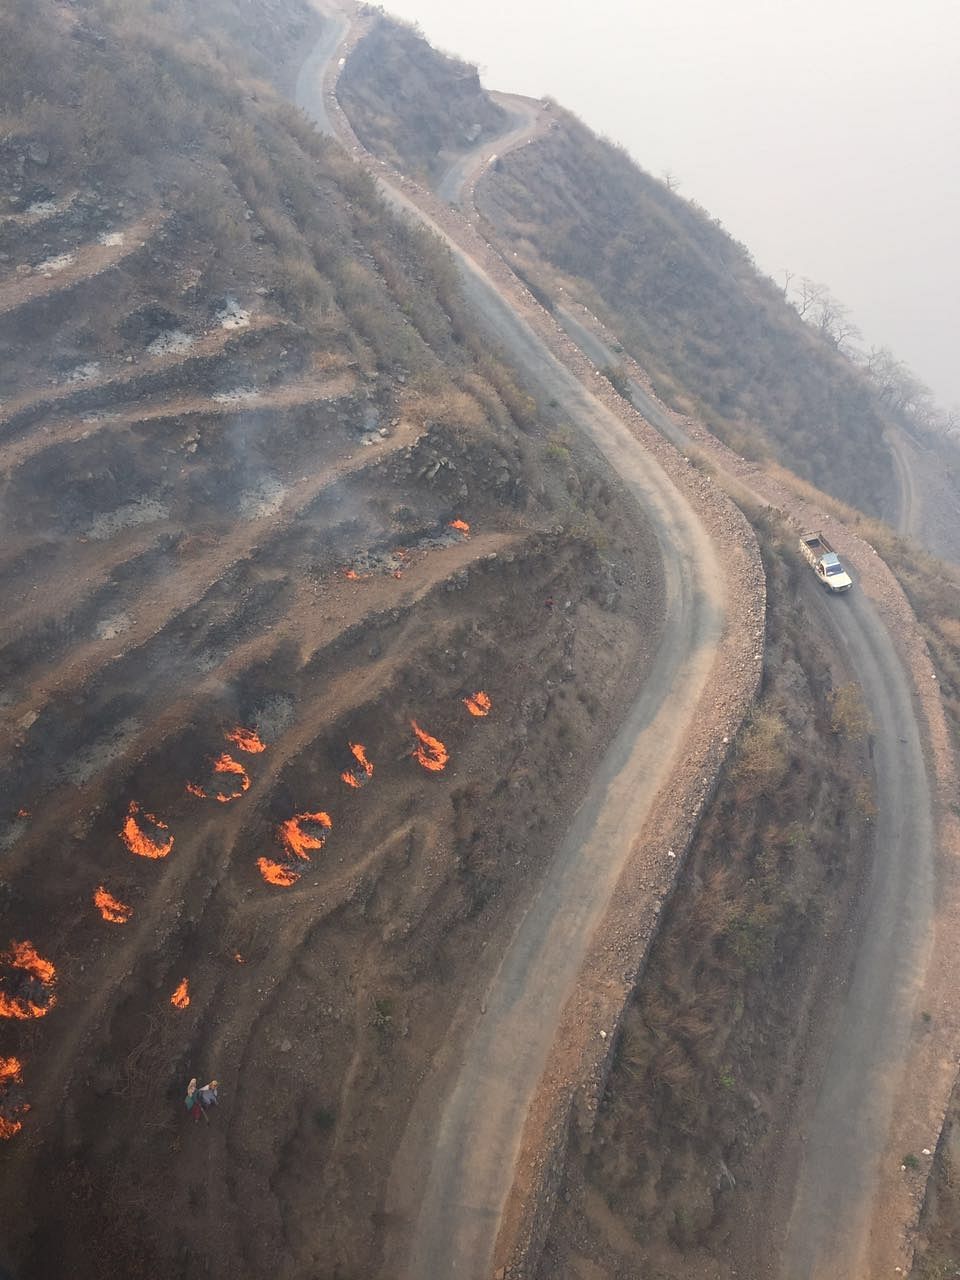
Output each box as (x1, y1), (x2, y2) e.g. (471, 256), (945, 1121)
(548, 520), (872, 1268)
(479, 114), (901, 516)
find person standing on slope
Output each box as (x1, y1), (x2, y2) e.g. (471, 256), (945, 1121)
(198, 1079), (219, 1112)
(185, 1077), (205, 1123)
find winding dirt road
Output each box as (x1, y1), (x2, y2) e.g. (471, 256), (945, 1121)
(295, 9), (763, 1279)
(435, 91), (547, 207)
(507, 300), (949, 1275)
(887, 422), (960, 564)
(293, 9), (959, 1278)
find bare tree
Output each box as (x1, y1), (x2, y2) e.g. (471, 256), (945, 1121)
(794, 277), (826, 318)
(814, 293), (861, 351)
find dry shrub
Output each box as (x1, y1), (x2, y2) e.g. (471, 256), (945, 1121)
(729, 709), (788, 794)
(829, 682), (872, 739)
(399, 386), (486, 430)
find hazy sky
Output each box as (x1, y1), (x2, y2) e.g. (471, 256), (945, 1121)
(378, 0), (960, 409)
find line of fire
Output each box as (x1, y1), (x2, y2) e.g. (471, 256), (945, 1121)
(2, 688), (493, 1138)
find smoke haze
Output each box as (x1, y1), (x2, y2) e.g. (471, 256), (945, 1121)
(380, 0), (960, 409)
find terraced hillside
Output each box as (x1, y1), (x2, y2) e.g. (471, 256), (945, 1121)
(0, 3), (665, 1276)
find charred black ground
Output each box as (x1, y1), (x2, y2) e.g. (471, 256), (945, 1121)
(0, 2), (664, 1276)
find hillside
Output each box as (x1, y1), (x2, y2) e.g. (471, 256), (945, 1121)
(0, 3), (665, 1276)
(336, 17), (947, 524)
(3, 4), (959, 1279)
(337, 13), (509, 183)
(329, 11), (960, 1279)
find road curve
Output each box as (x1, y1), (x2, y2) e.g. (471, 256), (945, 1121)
(293, 9), (350, 136)
(886, 422), (960, 564)
(435, 91), (546, 206)
(296, 12), (734, 1279)
(495, 297), (940, 1272)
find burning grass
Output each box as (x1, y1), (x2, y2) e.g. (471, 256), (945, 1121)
(93, 886), (133, 925)
(187, 753), (251, 803)
(170, 978), (190, 1009)
(279, 811), (332, 861)
(257, 857), (302, 887)
(411, 720), (449, 772)
(0, 941), (57, 1020)
(339, 521), (472, 583)
(225, 726), (267, 754)
(0, 1057), (29, 1140)
(256, 811), (333, 886)
(341, 742), (374, 789)
(120, 801), (174, 859)
(463, 691), (491, 718)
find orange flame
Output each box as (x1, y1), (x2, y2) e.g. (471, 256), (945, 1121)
(279, 811), (332, 861)
(0, 1057), (28, 1140)
(463, 691), (492, 717)
(16, 809), (30, 819)
(341, 742), (374, 789)
(234, 953), (245, 964)
(342, 567), (370, 581)
(448, 518), (470, 535)
(170, 978), (190, 1009)
(0, 1058), (22, 1085)
(120, 801), (174, 859)
(212, 753), (250, 802)
(0, 941), (57, 1020)
(225, 726), (267, 754)
(0, 1112), (28, 1140)
(188, 754), (251, 804)
(93, 886), (133, 925)
(411, 720), (449, 772)
(257, 857), (301, 887)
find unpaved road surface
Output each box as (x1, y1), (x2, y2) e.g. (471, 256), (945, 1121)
(526, 308), (941, 1275)
(293, 8), (349, 136)
(299, 9), (946, 1275)
(297, 12), (738, 1279)
(887, 422), (960, 564)
(776, 583), (933, 1278)
(393, 268), (724, 1279)
(436, 91), (546, 206)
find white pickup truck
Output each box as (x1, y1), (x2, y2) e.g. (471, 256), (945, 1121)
(799, 532), (853, 592)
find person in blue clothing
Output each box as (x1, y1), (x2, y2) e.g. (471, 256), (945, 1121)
(198, 1079), (219, 1111)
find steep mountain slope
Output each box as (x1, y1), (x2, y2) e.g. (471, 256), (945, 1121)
(337, 13), (509, 183)
(0, 3), (667, 1277)
(330, 11), (960, 1280)
(335, 15), (951, 526)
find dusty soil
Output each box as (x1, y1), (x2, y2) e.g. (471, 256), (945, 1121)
(0, 6), (678, 1279)
(911, 1085), (960, 1277)
(324, 16), (959, 1277)
(534, 525), (875, 1279)
(307, 11), (767, 1278)
(508, 302), (959, 1280)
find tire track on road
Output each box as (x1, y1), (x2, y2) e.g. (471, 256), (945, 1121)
(296, 10), (761, 1278)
